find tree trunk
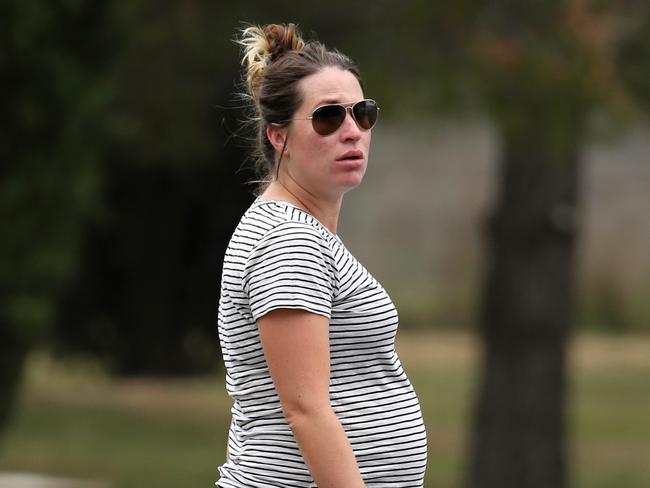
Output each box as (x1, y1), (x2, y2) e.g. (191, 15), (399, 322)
(0, 319), (28, 437)
(469, 134), (581, 488)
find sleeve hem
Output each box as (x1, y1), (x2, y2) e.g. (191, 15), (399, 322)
(252, 304), (331, 322)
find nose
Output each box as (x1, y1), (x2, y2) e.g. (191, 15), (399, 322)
(339, 107), (362, 140)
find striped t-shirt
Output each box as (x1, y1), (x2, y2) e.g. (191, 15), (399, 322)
(216, 199), (427, 487)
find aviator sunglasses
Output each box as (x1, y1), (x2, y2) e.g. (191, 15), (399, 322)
(293, 99), (380, 136)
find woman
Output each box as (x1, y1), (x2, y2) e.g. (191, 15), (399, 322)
(217, 23), (427, 487)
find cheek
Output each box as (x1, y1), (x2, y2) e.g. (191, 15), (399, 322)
(363, 131), (372, 148)
(310, 139), (335, 165)
(314, 137), (331, 151)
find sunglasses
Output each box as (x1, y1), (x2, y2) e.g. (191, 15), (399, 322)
(294, 99), (380, 136)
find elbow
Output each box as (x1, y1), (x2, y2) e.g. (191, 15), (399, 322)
(281, 398), (332, 429)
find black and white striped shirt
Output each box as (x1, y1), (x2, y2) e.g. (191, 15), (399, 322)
(216, 200), (427, 487)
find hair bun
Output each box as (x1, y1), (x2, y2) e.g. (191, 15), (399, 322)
(264, 23), (305, 62)
(238, 23), (305, 100)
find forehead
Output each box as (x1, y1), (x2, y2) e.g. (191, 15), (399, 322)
(297, 67), (364, 109)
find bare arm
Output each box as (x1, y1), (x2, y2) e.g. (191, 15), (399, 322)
(258, 308), (365, 488)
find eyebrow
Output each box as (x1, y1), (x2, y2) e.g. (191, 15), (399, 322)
(313, 98), (341, 107)
(313, 98), (361, 108)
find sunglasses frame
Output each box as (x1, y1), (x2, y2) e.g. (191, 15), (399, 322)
(292, 99), (380, 136)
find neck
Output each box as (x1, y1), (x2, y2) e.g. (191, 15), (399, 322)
(261, 179), (343, 234)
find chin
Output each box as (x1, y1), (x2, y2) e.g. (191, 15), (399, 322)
(338, 174), (365, 193)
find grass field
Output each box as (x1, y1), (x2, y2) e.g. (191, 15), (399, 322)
(0, 332), (649, 487)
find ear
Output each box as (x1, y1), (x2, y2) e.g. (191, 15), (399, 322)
(266, 124), (288, 153)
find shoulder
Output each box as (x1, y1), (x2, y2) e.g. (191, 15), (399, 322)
(242, 202), (338, 282)
(241, 203), (338, 319)
(246, 200), (335, 251)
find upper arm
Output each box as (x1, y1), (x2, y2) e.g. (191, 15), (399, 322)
(258, 308), (331, 417)
(243, 222), (335, 322)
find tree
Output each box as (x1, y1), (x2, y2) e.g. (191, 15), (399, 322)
(52, 1), (252, 375)
(468, 3), (648, 486)
(348, 1), (648, 486)
(0, 0), (114, 434)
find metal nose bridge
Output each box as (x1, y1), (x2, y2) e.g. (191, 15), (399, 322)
(340, 104), (360, 128)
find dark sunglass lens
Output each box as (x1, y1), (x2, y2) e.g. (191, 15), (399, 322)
(353, 100), (378, 130)
(312, 104), (346, 135)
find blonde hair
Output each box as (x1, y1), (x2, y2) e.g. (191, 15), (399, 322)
(235, 23), (362, 191)
(239, 24), (305, 102)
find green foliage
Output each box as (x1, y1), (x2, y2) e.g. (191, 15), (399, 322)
(577, 280), (650, 333)
(0, 0), (114, 433)
(617, 6), (650, 114)
(52, 1), (252, 375)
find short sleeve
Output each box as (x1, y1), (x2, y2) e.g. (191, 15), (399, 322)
(242, 222), (335, 321)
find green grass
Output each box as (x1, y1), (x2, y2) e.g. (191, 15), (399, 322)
(1, 332), (649, 487)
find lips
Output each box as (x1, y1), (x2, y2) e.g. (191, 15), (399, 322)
(336, 149), (364, 161)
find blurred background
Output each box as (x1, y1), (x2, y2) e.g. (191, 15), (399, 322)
(1, 1), (649, 487)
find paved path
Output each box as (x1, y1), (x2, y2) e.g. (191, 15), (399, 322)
(0, 473), (107, 488)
